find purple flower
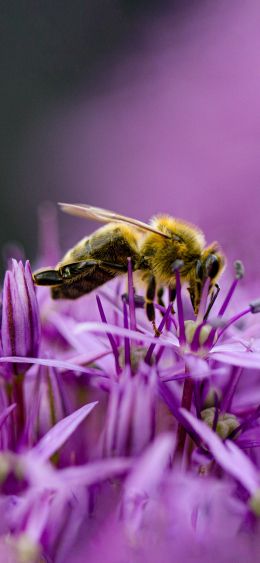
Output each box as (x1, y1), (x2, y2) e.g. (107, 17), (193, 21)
(1, 260), (41, 378)
(2, 206), (260, 562)
(181, 408), (260, 516)
(103, 366), (156, 457)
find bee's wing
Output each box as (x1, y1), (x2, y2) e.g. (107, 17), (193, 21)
(59, 203), (171, 239)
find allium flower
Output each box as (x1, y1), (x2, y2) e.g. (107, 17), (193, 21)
(2, 209), (260, 562)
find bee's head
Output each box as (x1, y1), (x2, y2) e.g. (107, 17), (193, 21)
(188, 243), (226, 315)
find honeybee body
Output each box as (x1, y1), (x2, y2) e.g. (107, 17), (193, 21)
(139, 216), (205, 285)
(51, 223), (140, 300)
(33, 204), (225, 326)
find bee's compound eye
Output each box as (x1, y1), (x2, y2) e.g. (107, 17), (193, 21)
(195, 260), (203, 280)
(205, 254), (219, 279)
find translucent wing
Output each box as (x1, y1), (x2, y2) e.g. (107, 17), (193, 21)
(59, 203), (171, 239)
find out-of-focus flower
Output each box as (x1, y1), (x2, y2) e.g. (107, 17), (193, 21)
(103, 365), (156, 458)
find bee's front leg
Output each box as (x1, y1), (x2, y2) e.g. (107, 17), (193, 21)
(146, 276), (160, 336)
(168, 287), (176, 315)
(33, 269), (63, 286)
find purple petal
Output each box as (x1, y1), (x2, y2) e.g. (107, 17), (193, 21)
(114, 370), (136, 456)
(124, 433), (174, 497)
(237, 437), (260, 449)
(24, 261), (41, 353)
(22, 491), (52, 542)
(210, 350), (260, 369)
(48, 311), (109, 354)
(122, 434), (174, 531)
(1, 270), (26, 357)
(103, 381), (122, 456)
(0, 355), (106, 377)
(74, 320), (178, 345)
(1, 261), (41, 373)
(131, 369), (156, 455)
(225, 440), (260, 493)
(31, 402), (98, 461)
(0, 404), (16, 431)
(96, 295), (120, 374)
(12, 260), (40, 357)
(236, 427), (260, 448)
(58, 458), (132, 487)
(184, 354), (211, 380)
(213, 341), (253, 353)
(181, 409), (259, 494)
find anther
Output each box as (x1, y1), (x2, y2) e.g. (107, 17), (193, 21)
(249, 299), (260, 314)
(172, 260), (184, 273)
(234, 260), (245, 279)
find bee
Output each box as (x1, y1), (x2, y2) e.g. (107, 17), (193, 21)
(33, 203), (225, 333)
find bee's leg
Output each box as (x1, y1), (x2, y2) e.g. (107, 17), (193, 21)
(59, 259), (127, 278)
(157, 287), (165, 308)
(168, 287), (176, 314)
(121, 292), (145, 308)
(157, 287), (166, 317)
(146, 276), (160, 336)
(33, 269), (63, 286)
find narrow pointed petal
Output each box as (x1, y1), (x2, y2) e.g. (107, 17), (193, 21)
(0, 404), (16, 431)
(210, 350), (260, 369)
(58, 458), (132, 488)
(181, 409), (259, 494)
(31, 402), (98, 461)
(0, 355), (106, 377)
(184, 354), (211, 379)
(124, 433), (174, 497)
(74, 321), (178, 347)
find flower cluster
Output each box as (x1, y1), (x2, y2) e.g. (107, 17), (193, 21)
(1, 218), (260, 562)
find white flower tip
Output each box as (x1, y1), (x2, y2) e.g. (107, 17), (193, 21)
(234, 260), (244, 279)
(249, 299), (260, 314)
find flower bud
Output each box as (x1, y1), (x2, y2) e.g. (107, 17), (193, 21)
(1, 260), (41, 377)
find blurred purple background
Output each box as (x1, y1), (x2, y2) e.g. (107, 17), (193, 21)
(1, 0), (260, 278)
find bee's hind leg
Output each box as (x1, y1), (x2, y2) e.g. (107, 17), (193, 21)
(157, 287), (176, 318)
(146, 276), (160, 337)
(168, 287), (176, 314)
